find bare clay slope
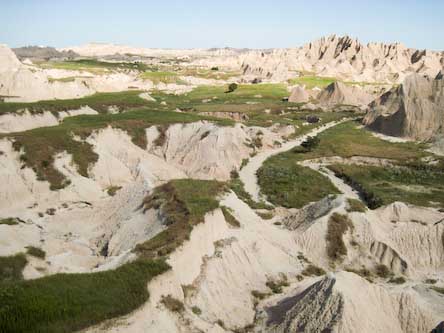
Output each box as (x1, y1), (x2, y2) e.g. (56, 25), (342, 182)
(364, 72), (444, 140)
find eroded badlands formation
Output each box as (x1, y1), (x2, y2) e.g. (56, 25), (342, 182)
(0, 35), (443, 333)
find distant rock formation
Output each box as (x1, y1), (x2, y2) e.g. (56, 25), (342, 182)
(241, 35), (444, 83)
(13, 46), (78, 61)
(364, 72), (444, 140)
(317, 81), (375, 107)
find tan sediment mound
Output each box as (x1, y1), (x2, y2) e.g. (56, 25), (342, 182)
(364, 72), (444, 140)
(0, 44), (22, 71)
(317, 81), (375, 107)
(0, 107), (98, 133)
(147, 121), (292, 180)
(261, 271), (438, 333)
(288, 85), (309, 103)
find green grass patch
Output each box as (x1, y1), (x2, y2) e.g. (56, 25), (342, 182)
(0, 90), (151, 115)
(179, 67), (240, 80)
(328, 163), (444, 208)
(229, 178), (272, 210)
(6, 109), (232, 190)
(140, 71), (184, 84)
(0, 258), (169, 333)
(0, 253), (27, 282)
(257, 158), (339, 209)
(136, 179), (227, 258)
(288, 75), (336, 89)
(38, 59), (151, 74)
(288, 121), (429, 162)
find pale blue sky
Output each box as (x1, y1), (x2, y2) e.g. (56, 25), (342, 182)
(1, 0), (443, 50)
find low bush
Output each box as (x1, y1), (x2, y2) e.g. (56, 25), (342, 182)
(389, 276), (406, 284)
(346, 198), (367, 212)
(300, 136), (320, 151)
(226, 83), (238, 93)
(326, 213), (354, 262)
(0, 253), (27, 282)
(26, 246), (46, 259)
(191, 306), (202, 315)
(0, 217), (21, 225)
(221, 206), (241, 228)
(301, 264), (326, 277)
(161, 295), (185, 313)
(375, 264), (392, 279)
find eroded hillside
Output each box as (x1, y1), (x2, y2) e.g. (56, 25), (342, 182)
(0, 37), (443, 333)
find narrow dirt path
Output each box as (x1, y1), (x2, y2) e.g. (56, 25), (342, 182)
(239, 120), (345, 202)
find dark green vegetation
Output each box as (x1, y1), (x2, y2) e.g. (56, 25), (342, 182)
(26, 246), (46, 259)
(227, 83), (238, 93)
(0, 259), (169, 333)
(301, 264), (326, 277)
(375, 264), (392, 279)
(329, 163), (444, 208)
(326, 213), (354, 262)
(221, 206), (241, 228)
(266, 276), (289, 294)
(346, 198), (367, 212)
(0, 217), (21, 225)
(431, 286), (444, 295)
(0, 253), (27, 282)
(7, 109), (232, 190)
(0, 91), (151, 114)
(257, 159), (339, 209)
(136, 179), (227, 258)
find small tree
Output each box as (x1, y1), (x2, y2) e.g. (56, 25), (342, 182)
(226, 83), (238, 93)
(301, 136), (320, 151)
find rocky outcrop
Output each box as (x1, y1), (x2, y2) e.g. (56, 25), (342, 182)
(288, 85), (309, 103)
(364, 72), (444, 140)
(13, 46), (78, 61)
(241, 35), (444, 83)
(317, 81), (375, 107)
(261, 272), (438, 333)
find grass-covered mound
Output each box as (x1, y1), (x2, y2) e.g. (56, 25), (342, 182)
(290, 121), (429, 162)
(257, 157), (339, 209)
(0, 259), (169, 333)
(136, 179), (227, 258)
(6, 109), (232, 190)
(328, 163), (444, 208)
